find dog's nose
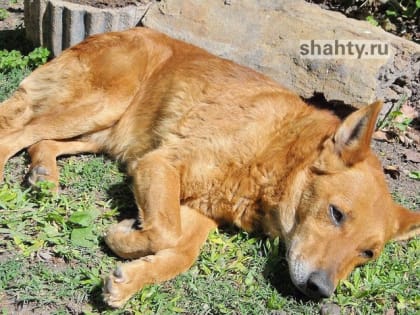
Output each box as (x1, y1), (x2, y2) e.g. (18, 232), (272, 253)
(305, 270), (334, 299)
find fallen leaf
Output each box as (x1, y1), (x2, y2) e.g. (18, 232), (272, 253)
(405, 127), (420, 145)
(37, 250), (53, 262)
(404, 149), (420, 163)
(373, 130), (393, 142)
(393, 103), (417, 124)
(383, 165), (400, 179)
(400, 103), (418, 120)
(399, 133), (413, 146)
(320, 303), (341, 315)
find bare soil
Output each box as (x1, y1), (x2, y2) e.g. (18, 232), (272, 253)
(65, 0), (146, 9)
(372, 140), (418, 204)
(0, 0), (23, 30)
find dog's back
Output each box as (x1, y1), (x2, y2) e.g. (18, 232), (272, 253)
(75, 30), (341, 231)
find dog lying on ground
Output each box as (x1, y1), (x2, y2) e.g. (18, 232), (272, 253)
(0, 27), (419, 308)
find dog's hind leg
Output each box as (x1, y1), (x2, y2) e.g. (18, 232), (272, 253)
(0, 47), (139, 182)
(0, 85), (130, 183)
(0, 103), (112, 183)
(0, 91), (33, 181)
(26, 139), (103, 190)
(103, 205), (217, 308)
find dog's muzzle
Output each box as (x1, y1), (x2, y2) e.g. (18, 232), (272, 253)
(287, 255), (334, 299)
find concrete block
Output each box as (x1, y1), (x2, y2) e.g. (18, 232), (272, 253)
(24, 0), (151, 56)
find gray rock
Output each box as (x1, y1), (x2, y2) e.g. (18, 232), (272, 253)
(320, 303), (341, 315)
(24, 0), (419, 109)
(24, 0), (151, 56)
(142, 0), (420, 109)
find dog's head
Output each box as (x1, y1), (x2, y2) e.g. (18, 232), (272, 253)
(286, 101), (420, 299)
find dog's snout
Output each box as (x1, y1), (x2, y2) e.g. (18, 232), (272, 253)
(305, 270), (334, 299)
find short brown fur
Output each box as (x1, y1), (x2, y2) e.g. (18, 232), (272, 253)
(1, 28), (419, 307)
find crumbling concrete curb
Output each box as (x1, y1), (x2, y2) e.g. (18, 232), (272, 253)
(24, 0), (150, 56)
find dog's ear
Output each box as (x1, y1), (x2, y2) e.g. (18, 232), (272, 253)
(333, 101), (382, 165)
(391, 205), (420, 241)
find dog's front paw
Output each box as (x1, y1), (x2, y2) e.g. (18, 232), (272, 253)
(103, 266), (135, 308)
(104, 219), (150, 259)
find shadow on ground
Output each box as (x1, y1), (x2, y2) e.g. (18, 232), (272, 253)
(263, 241), (311, 301)
(305, 92), (356, 120)
(0, 27), (34, 52)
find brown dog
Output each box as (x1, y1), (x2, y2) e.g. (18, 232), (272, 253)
(0, 28), (419, 308)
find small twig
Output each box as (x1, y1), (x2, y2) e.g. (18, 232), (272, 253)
(376, 94), (407, 130)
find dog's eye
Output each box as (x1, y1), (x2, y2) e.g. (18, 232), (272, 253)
(329, 205), (345, 226)
(360, 250), (374, 259)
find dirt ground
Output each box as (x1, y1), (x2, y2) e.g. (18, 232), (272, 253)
(65, 0), (146, 9)
(0, 0), (418, 204)
(0, 0), (23, 30)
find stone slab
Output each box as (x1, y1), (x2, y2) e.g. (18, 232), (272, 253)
(142, 0), (420, 108)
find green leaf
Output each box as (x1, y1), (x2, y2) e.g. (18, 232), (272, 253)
(244, 272), (254, 286)
(47, 211), (65, 225)
(168, 306), (185, 313)
(386, 9), (397, 17)
(68, 209), (99, 227)
(70, 227), (97, 248)
(27, 47), (50, 68)
(0, 47), (49, 73)
(0, 8), (9, 21)
(366, 15), (379, 26)
(43, 224), (60, 237)
(1, 228), (27, 240)
(23, 239), (44, 256)
(408, 171), (420, 180)
(0, 185), (17, 202)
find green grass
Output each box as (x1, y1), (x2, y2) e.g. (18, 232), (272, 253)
(0, 8), (8, 21)
(0, 67), (30, 101)
(1, 52), (419, 315)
